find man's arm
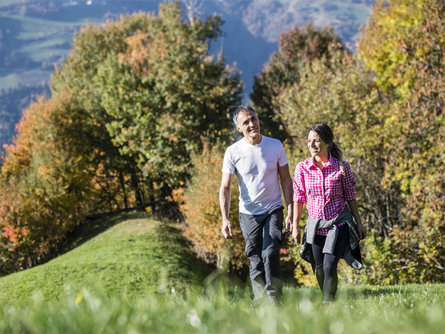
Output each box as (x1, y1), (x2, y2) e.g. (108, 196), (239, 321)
(278, 163), (293, 234)
(219, 172), (234, 239)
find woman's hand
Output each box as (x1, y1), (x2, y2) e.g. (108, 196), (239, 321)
(347, 200), (366, 239)
(357, 222), (366, 240)
(292, 225), (301, 244)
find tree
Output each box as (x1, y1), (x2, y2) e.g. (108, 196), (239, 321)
(366, 0), (445, 283)
(182, 0), (203, 25)
(0, 1), (243, 274)
(51, 2), (242, 215)
(278, 49), (398, 236)
(92, 2), (243, 213)
(357, 0), (426, 98)
(354, 0), (445, 283)
(0, 94), (97, 273)
(183, 144), (247, 274)
(250, 23), (345, 141)
(275, 50), (399, 284)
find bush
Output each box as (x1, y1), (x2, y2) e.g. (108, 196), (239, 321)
(183, 143), (248, 275)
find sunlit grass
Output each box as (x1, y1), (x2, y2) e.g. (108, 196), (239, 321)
(0, 283), (443, 334)
(0, 212), (443, 333)
(0, 213), (212, 308)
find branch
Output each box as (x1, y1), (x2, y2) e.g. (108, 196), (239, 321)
(182, 0), (203, 26)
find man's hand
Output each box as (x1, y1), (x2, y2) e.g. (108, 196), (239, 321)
(292, 225), (301, 244)
(222, 218), (233, 239)
(220, 173), (234, 240)
(284, 214), (292, 237)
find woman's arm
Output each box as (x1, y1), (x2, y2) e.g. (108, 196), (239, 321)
(292, 163), (306, 243)
(292, 202), (304, 243)
(341, 161), (366, 239)
(347, 199), (366, 239)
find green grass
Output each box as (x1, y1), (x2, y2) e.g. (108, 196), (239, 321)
(0, 212), (212, 308)
(0, 283), (443, 333)
(1, 13), (79, 63)
(0, 212), (443, 333)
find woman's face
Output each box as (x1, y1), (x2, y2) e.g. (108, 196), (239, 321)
(307, 130), (329, 158)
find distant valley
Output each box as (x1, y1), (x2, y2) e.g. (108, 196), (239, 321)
(0, 0), (373, 151)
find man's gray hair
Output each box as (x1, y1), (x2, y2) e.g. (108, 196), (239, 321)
(233, 105), (257, 126)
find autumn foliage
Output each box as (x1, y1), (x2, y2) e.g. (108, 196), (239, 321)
(0, 94), (96, 272)
(0, 0), (443, 284)
(182, 144), (248, 273)
(250, 23), (346, 142)
(0, 1), (242, 274)
(358, 0), (445, 283)
(184, 0), (444, 284)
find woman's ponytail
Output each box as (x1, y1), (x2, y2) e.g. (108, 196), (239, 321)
(329, 141), (343, 162)
(329, 141), (345, 174)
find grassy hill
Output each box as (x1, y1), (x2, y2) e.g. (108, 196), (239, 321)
(0, 212), (213, 308)
(0, 212), (443, 333)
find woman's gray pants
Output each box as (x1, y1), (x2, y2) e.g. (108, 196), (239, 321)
(239, 207), (283, 302)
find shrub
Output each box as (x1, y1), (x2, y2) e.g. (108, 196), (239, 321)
(183, 143), (248, 275)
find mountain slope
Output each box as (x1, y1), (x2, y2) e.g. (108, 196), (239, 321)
(0, 0), (374, 151)
(0, 212), (213, 308)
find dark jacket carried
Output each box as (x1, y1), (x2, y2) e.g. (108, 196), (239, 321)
(299, 206), (363, 270)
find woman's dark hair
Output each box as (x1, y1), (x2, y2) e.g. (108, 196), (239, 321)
(309, 123), (343, 162)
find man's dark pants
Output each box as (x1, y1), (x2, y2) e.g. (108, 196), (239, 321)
(239, 207), (283, 302)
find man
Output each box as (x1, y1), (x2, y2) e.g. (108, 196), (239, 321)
(219, 105), (293, 303)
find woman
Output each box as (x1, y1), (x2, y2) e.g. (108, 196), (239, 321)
(292, 123), (366, 303)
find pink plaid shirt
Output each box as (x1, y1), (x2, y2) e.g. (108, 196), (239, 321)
(293, 156), (356, 221)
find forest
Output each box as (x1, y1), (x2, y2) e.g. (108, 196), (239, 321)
(0, 0), (443, 285)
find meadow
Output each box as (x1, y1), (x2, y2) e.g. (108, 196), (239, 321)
(0, 212), (443, 334)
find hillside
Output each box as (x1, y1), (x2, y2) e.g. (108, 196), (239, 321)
(0, 213), (443, 333)
(0, 212), (213, 308)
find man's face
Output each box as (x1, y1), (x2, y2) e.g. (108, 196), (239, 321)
(236, 111), (260, 139)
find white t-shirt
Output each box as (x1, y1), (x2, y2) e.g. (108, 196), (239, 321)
(222, 135), (288, 215)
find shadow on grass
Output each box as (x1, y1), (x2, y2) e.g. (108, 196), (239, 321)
(152, 223), (251, 297)
(55, 211), (148, 256)
(343, 285), (411, 300)
(152, 222), (217, 284)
